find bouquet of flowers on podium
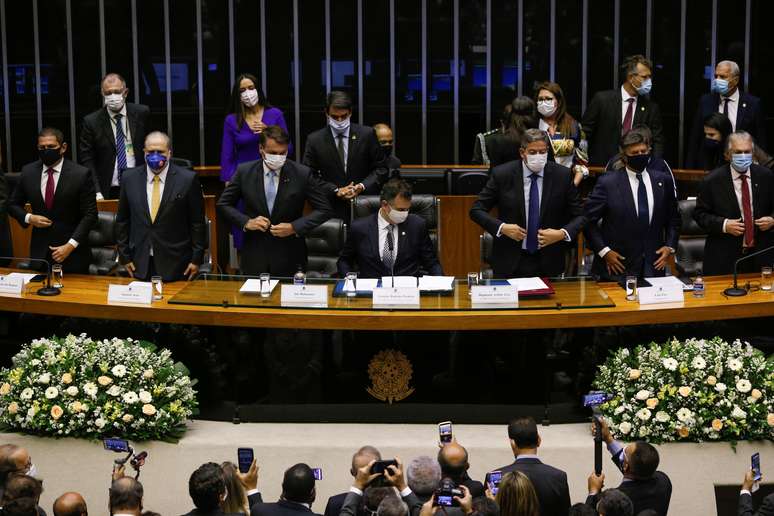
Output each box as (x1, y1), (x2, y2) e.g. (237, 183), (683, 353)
(593, 337), (773, 443)
(0, 334), (197, 441)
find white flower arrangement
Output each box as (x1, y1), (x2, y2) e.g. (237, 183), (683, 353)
(0, 334), (198, 441)
(593, 337), (774, 443)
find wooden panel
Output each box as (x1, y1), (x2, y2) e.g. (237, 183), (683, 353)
(438, 195), (484, 277)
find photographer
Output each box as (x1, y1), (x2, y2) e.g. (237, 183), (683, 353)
(407, 457), (441, 503)
(437, 443), (485, 498)
(417, 485), (473, 516)
(341, 459), (422, 516)
(488, 472), (538, 516)
(110, 477), (144, 516)
(325, 446), (382, 516)
(0, 445), (37, 499)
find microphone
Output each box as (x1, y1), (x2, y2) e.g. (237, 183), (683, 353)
(0, 256), (60, 296)
(723, 244), (774, 296)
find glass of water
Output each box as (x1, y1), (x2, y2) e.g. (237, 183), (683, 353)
(345, 272), (358, 297)
(259, 273), (271, 298)
(467, 272), (479, 296)
(762, 266), (773, 291)
(150, 275), (163, 300)
(51, 264), (63, 288)
(625, 275), (638, 301)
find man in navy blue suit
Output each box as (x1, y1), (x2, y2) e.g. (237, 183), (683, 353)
(687, 60), (766, 168)
(584, 127), (681, 281)
(337, 178), (443, 278)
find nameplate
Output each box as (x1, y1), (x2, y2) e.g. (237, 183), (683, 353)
(638, 284), (684, 305)
(280, 284), (328, 307)
(372, 287), (421, 308)
(0, 275), (23, 295)
(107, 283), (153, 305)
(471, 285), (519, 306)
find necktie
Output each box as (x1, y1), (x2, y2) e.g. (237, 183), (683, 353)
(149, 174), (161, 222)
(336, 133), (346, 171)
(265, 170), (277, 213)
(526, 173), (540, 253)
(114, 114), (128, 181)
(382, 224), (395, 271)
(740, 172), (755, 247)
(622, 98), (635, 134)
(723, 97), (730, 117)
(44, 168), (55, 211)
(636, 172), (649, 231)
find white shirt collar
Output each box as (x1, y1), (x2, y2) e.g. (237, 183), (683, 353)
(147, 164), (169, 183)
(724, 88), (740, 103)
(515, 454), (540, 461)
(262, 161), (282, 177)
(625, 166), (649, 178)
(42, 158), (64, 174)
(378, 210), (395, 229)
(522, 163), (544, 177)
(331, 126), (350, 140)
(621, 85), (636, 102)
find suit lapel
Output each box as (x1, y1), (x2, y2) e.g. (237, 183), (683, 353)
(51, 160), (70, 213)
(323, 129), (346, 177)
(722, 165), (742, 219)
(100, 109), (117, 150)
(137, 169), (152, 224)
(396, 220), (409, 263)
(650, 171), (665, 229)
(127, 104), (139, 146)
(751, 165), (762, 219)
(154, 165), (177, 222)
(271, 163), (292, 217)
(539, 166), (553, 221)
(255, 161), (270, 216)
(346, 125), (359, 175)
(736, 92), (748, 130)
(30, 163), (45, 210)
(514, 162), (527, 227)
(616, 170), (639, 226)
(368, 214), (381, 270)
(633, 96), (646, 126)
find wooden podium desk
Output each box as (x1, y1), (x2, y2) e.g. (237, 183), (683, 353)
(0, 272), (772, 331)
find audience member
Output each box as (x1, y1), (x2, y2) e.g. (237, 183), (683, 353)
(1, 475), (45, 516)
(373, 124), (402, 177)
(109, 477), (144, 516)
(221, 461), (255, 514)
(567, 503), (595, 516)
(52, 492), (87, 516)
(376, 496), (409, 516)
(473, 97), (537, 168)
(186, 462), (231, 516)
(699, 112), (734, 171)
(79, 73), (151, 200)
(472, 497), (499, 516)
(339, 459), (422, 516)
(324, 446), (382, 516)
(591, 489), (633, 516)
(491, 471), (539, 516)
(406, 456), (441, 503)
(739, 467), (773, 516)
(250, 463), (320, 516)
(437, 442), (485, 498)
(1, 498), (40, 516)
(603, 125), (677, 196)
(0, 445), (35, 494)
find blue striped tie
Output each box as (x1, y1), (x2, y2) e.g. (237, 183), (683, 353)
(114, 113), (128, 181)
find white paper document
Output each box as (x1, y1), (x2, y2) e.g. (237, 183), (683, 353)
(418, 276), (455, 291)
(506, 277), (549, 291)
(343, 278), (379, 292)
(380, 276), (418, 288)
(645, 276), (692, 291)
(6, 273), (37, 284)
(239, 279), (279, 294)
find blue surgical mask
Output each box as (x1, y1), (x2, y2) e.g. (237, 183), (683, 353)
(636, 78), (652, 96)
(730, 153), (753, 172)
(146, 151), (168, 172)
(711, 78), (730, 96)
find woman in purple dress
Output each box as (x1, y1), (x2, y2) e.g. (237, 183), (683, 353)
(220, 73), (292, 255)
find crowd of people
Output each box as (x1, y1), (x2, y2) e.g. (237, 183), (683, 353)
(0, 417), (769, 516)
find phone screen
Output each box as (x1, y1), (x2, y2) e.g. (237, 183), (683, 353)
(439, 421), (453, 444)
(103, 438), (129, 453)
(436, 495), (453, 507)
(488, 471), (502, 495)
(238, 448), (254, 474)
(312, 468), (323, 480)
(752, 453), (762, 481)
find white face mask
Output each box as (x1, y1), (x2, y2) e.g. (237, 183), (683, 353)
(328, 116), (351, 133)
(263, 152), (287, 171)
(240, 89), (259, 107)
(104, 93), (125, 112)
(26, 463), (38, 479)
(387, 206), (409, 225)
(537, 100), (557, 117)
(525, 153), (548, 172)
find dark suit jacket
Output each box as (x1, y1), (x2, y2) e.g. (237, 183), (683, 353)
(469, 160), (585, 278)
(302, 124), (387, 217)
(250, 499), (319, 516)
(740, 492), (774, 516)
(496, 458), (571, 516)
(217, 159), (334, 276)
(8, 159), (97, 273)
(115, 164), (207, 281)
(322, 492), (346, 516)
(693, 164), (774, 275)
(79, 103), (151, 197)
(581, 89), (664, 166)
(687, 91), (767, 168)
(456, 473), (485, 499)
(337, 213), (443, 278)
(584, 167), (680, 280)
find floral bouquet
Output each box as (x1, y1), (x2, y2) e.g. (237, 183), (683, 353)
(593, 337), (774, 443)
(0, 334), (197, 441)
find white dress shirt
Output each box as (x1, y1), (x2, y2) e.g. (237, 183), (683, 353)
(722, 165), (755, 234)
(719, 88), (740, 132)
(621, 85), (638, 124)
(25, 159), (79, 248)
(378, 210), (399, 261)
(109, 105), (136, 187)
(146, 164), (169, 256)
(598, 167), (654, 258)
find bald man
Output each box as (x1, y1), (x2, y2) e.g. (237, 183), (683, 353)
(373, 124), (402, 175)
(323, 446), (382, 516)
(53, 493), (87, 516)
(437, 442), (485, 498)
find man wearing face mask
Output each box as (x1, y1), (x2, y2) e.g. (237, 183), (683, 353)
(470, 128), (584, 278)
(0, 444), (38, 500)
(686, 60), (766, 169)
(219, 125), (333, 276)
(303, 91), (388, 219)
(373, 123), (401, 178)
(115, 131), (206, 282)
(585, 127), (680, 281)
(694, 130), (774, 275)
(9, 128), (97, 274)
(338, 179), (442, 278)
(582, 55), (664, 166)
(79, 73), (151, 200)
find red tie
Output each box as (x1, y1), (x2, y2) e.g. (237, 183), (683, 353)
(622, 98), (635, 134)
(44, 168), (55, 211)
(740, 172), (755, 247)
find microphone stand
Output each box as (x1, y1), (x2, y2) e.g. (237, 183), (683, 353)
(723, 244), (774, 297)
(0, 256), (60, 296)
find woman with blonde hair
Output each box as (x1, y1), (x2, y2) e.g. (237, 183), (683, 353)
(221, 461), (250, 514)
(493, 471), (539, 516)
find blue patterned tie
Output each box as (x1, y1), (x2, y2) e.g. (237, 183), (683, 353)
(265, 170), (277, 213)
(114, 113), (128, 181)
(526, 173), (540, 253)
(636, 172), (649, 230)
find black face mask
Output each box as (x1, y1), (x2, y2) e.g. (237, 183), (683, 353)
(381, 144), (393, 156)
(626, 153), (650, 173)
(704, 138), (721, 150)
(39, 148), (62, 167)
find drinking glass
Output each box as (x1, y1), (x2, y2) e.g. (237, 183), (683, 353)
(625, 275), (637, 301)
(345, 272), (358, 297)
(761, 266), (773, 291)
(151, 276), (163, 300)
(259, 273), (271, 298)
(51, 265), (63, 288)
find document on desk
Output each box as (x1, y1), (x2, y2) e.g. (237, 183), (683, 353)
(6, 273), (37, 284)
(381, 276), (418, 288)
(645, 276), (693, 291)
(418, 276), (455, 291)
(506, 277), (549, 291)
(239, 279), (279, 294)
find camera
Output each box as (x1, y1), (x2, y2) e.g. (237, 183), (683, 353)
(433, 478), (463, 507)
(103, 438), (148, 480)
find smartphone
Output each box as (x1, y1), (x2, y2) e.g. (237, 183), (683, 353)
(312, 468), (323, 481)
(752, 452), (761, 482)
(370, 460), (398, 475)
(486, 471), (502, 495)
(434, 495), (454, 507)
(103, 438), (130, 453)
(438, 421), (453, 445)
(237, 448), (254, 474)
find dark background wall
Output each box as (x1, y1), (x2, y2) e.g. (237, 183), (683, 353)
(1, 0), (772, 171)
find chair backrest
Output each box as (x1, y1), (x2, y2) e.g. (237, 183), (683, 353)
(351, 194), (440, 253)
(169, 157), (194, 169)
(305, 218), (346, 278)
(676, 199), (707, 276)
(678, 199), (704, 236)
(88, 211), (118, 275)
(479, 232), (493, 276)
(454, 171), (489, 195)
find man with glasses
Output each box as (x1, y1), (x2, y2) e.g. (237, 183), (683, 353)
(9, 128), (97, 274)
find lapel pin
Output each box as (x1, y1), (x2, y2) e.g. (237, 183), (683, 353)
(743, 103), (747, 108)
(401, 231), (406, 236)
(658, 182), (662, 187)
(351, 134), (357, 141)
(641, 106), (645, 111)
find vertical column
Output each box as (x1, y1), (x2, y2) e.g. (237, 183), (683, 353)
(260, 0), (267, 95)
(486, 0), (492, 128)
(422, 0), (428, 164)
(196, 0), (205, 165)
(645, 0), (653, 59)
(293, 0), (301, 161)
(744, 0), (751, 90)
(613, 0), (620, 87)
(453, 0), (459, 163)
(33, 0), (42, 131)
(99, 0), (106, 78)
(66, 0), (77, 161)
(228, 0), (235, 87)
(581, 0), (588, 112)
(549, 0), (556, 82)
(389, 0), (396, 153)
(678, 0), (687, 168)
(517, 0), (523, 97)
(163, 0), (172, 137)
(325, 0), (331, 94)
(131, 0), (139, 103)
(357, 0), (364, 124)
(0, 0), (10, 169)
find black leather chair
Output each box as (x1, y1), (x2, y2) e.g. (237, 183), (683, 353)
(676, 199), (706, 276)
(169, 157), (194, 169)
(88, 211), (119, 275)
(453, 171), (489, 195)
(305, 218), (346, 278)
(479, 231), (494, 278)
(351, 194), (440, 253)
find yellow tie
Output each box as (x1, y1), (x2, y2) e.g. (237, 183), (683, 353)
(150, 175), (161, 222)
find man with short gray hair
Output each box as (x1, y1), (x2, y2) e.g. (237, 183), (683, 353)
(406, 456), (441, 502)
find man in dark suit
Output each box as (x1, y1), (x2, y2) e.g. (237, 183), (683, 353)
(338, 458), (424, 516)
(588, 419), (672, 516)
(406, 456), (441, 503)
(184, 462), (240, 516)
(438, 442), (485, 499)
(324, 446), (382, 516)
(9, 128), (97, 274)
(250, 464), (321, 516)
(79, 73), (151, 200)
(218, 125), (333, 276)
(694, 130), (774, 275)
(492, 417), (571, 516)
(302, 91), (387, 218)
(585, 127), (681, 280)
(582, 55), (664, 166)
(739, 468), (774, 516)
(109, 477), (144, 516)
(470, 128), (584, 278)
(337, 179), (442, 278)
(687, 60), (766, 168)
(374, 123), (402, 178)
(115, 131), (206, 282)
